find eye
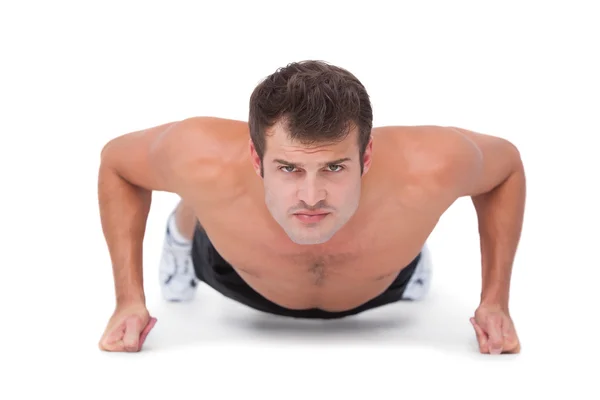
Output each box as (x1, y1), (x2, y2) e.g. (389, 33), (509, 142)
(326, 164), (344, 172)
(279, 165), (297, 173)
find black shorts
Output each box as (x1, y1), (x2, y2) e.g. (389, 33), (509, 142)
(191, 222), (421, 319)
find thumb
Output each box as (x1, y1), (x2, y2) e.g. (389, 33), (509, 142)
(470, 317), (488, 353)
(123, 315), (143, 352)
(138, 317), (158, 350)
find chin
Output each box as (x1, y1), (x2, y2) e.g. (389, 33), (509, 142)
(284, 228), (337, 245)
(288, 235), (333, 246)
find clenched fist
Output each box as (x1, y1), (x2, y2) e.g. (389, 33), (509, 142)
(99, 303), (157, 352)
(470, 303), (521, 355)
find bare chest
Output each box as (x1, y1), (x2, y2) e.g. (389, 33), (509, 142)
(196, 198), (438, 310)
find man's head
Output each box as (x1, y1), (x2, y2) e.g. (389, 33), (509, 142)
(248, 60), (374, 245)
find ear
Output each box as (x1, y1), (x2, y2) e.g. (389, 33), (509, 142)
(361, 136), (374, 175)
(249, 139), (262, 176)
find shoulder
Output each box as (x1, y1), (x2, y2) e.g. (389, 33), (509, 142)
(375, 126), (518, 202)
(152, 116), (250, 195)
(155, 116), (248, 158)
(373, 124), (475, 175)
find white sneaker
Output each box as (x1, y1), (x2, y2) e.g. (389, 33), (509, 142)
(158, 215), (197, 302)
(401, 243), (433, 300)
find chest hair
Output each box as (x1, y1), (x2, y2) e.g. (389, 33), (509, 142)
(300, 251), (357, 287)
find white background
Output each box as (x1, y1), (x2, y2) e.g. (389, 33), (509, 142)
(1, 0), (598, 399)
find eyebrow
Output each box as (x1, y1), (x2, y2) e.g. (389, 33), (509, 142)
(273, 157), (351, 167)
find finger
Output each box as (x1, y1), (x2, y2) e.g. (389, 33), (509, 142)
(123, 316), (143, 352)
(104, 322), (126, 345)
(484, 316), (505, 355)
(100, 339), (125, 352)
(138, 317), (157, 350)
(501, 321), (521, 354)
(503, 340), (521, 354)
(99, 321), (127, 351)
(470, 317), (488, 353)
(99, 328), (126, 352)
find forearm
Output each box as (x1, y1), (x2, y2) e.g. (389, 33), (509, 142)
(471, 161), (526, 310)
(98, 161), (152, 306)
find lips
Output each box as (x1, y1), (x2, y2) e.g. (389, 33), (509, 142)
(294, 212), (328, 216)
(293, 212), (329, 223)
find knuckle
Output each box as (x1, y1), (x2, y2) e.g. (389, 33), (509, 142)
(125, 340), (138, 350)
(99, 338), (110, 350)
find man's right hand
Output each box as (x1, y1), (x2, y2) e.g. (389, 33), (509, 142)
(98, 303), (157, 352)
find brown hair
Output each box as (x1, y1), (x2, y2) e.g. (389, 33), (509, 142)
(248, 60), (373, 173)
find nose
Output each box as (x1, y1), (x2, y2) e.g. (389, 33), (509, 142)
(297, 176), (326, 207)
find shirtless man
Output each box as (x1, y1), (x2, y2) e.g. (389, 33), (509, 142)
(98, 60), (524, 355)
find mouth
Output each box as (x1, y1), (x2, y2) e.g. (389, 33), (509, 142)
(293, 212), (330, 223)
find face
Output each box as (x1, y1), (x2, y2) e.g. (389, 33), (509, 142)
(250, 124), (373, 245)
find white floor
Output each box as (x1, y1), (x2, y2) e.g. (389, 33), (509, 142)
(2, 2), (599, 399)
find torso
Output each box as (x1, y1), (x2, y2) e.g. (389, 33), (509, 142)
(178, 118), (456, 311)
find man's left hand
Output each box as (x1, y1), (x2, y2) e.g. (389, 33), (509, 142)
(470, 303), (521, 354)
